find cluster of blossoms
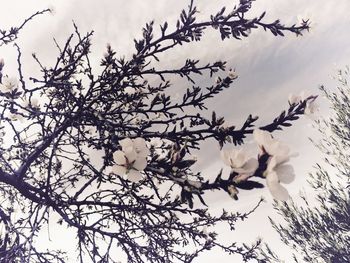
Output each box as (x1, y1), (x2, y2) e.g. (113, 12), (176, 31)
(112, 137), (150, 182)
(254, 129), (296, 201)
(110, 89), (318, 201)
(0, 69), (41, 122)
(289, 90), (319, 116)
(220, 91), (318, 201)
(220, 129), (295, 201)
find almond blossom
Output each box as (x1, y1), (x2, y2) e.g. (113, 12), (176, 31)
(228, 69), (238, 80)
(124, 87), (137, 95)
(0, 76), (18, 93)
(265, 155), (295, 201)
(288, 90), (319, 116)
(9, 113), (24, 122)
(253, 129), (290, 160)
(220, 148), (258, 180)
(112, 137), (149, 182)
(22, 97), (40, 109)
(253, 129), (295, 201)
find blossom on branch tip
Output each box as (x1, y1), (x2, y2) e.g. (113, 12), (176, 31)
(288, 93), (302, 105)
(220, 148), (258, 176)
(253, 129), (296, 201)
(9, 113), (24, 122)
(304, 99), (319, 116)
(0, 76), (18, 93)
(22, 97), (40, 109)
(253, 129), (289, 158)
(288, 90), (319, 116)
(228, 69), (238, 80)
(227, 185), (239, 199)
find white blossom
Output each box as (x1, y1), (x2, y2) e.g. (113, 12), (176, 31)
(253, 129), (290, 159)
(124, 87), (137, 95)
(228, 69), (238, 80)
(112, 137), (149, 182)
(265, 155), (295, 201)
(22, 97), (40, 109)
(288, 93), (302, 105)
(0, 76), (18, 93)
(9, 113), (24, 122)
(288, 90), (319, 116)
(253, 129), (295, 201)
(220, 148), (258, 176)
(301, 91), (319, 116)
(304, 99), (319, 116)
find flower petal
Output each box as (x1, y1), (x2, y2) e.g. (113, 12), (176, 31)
(267, 156), (285, 172)
(119, 138), (133, 151)
(134, 137), (150, 157)
(133, 157), (147, 171)
(275, 164), (295, 184)
(112, 164), (127, 176)
(305, 101), (319, 115)
(266, 172), (290, 201)
(124, 148), (137, 163)
(253, 129), (274, 149)
(220, 149), (232, 167)
(133, 137), (146, 150)
(241, 158), (259, 174)
(127, 169), (143, 182)
(288, 93), (301, 104)
(113, 151), (126, 165)
(263, 140), (289, 160)
(234, 149), (247, 168)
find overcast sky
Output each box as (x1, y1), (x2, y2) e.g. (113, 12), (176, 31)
(1, 0), (350, 262)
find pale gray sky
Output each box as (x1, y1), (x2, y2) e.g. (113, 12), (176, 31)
(1, 0), (350, 262)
